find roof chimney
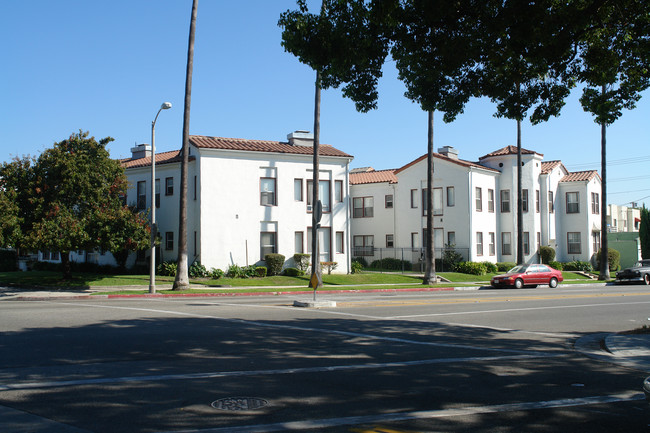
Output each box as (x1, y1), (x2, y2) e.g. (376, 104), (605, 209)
(287, 130), (314, 147)
(130, 144), (152, 160)
(438, 146), (458, 160)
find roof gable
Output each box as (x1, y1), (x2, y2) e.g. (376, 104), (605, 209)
(560, 170), (600, 183)
(350, 169), (398, 185)
(479, 145), (543, 160)
(394, 152), (499, 175)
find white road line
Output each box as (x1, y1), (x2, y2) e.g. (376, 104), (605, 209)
(47, 301), (554, 356)
(155, 391), (645, 433)
(0, 353), (552, 391)
(386, 300), (650, 319)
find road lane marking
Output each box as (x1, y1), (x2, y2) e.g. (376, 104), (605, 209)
(0, 353), (554, 391)
(153, 391), (645, 432)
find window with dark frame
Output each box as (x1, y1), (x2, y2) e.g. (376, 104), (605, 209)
(294, 231), (304, 254)
(386, 234), (394, 248)
(260, 232), (277, 259)
(566, 192), (579, 214)
(549, 191), (555, 213)
(353, 197), (374, 218)
(294, 179), (303, 201)
(353, 235), (374, 256)
(447, 231), (456, 247)
(522, 189), (529, 213)
(410, 189), (417, 208)
(260, 177), (277, 206)
(591, 192), (600, 214)
(165, 177), (174, 196)
(567, 232), (581, 254)
(155, 179), (160, 208)
(500, 190), (510, 213)
(335, 180), (343, 203)
(488, 189), (495, 212)
(447, 186), (455, 207)
(476, 187), (483, 212)
(421, 188), (443, 216)
(523, 231), (530, 255)
(165, 232), (174, 250)
(536, 190), (540, 213)
(336, 231), (344, 253)
(501, 232), (512, 255)
(385, 194), (393, 208)
(137, 181), (146, 210)
(306, 179), (331, 212)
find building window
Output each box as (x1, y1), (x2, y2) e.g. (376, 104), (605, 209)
(447, 187), (455, 207)
(385, 194), (394, 208)
(295, 231), (304, 254)
(193, 176), (197, 200)
(410, 189), (418, 208)
(567, 232), (581, 254)
(488, 189), (495, 213)
(522, 189), (529, 213)
(260, 232), (277, 259)
(566, 192), (579, 214)
(537, 232), (541, 252)
(591, 192), (600, 214)
(137, 181), (147, 210)
(500, 190), (511, 213)
(386, 234), (394, 248)
(489, 232), (495, 256)
(335, 180), (343, 203)
(549, 191), (554, 213)
(523, 232), (530, 255)
(294, 179), (303, 201)
(353, 235), (374, 256)
(353, 197), (374, 218)
(411, 232), (419, 249)
(307, 180), (331, 212)
(155, 179), (160, 208)
(536, 190), (540, 213)
(476, 187), (483, 212)
(501, 232), (512, 256)
(476, 232), (484, 256)
(336, 231), (344, 254)
(165, 177), (174, 196)
(447, 231), (456, 247)
(165, 232), (174, 250)
(422, 188), (443, 216)
(593, 232), (601, 253)
(261, 177), (276, 206)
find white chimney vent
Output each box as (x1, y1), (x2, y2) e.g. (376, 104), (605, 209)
(287, 130), (314, 147)
(438, 146), (458, 159)
(130, 144), (152, 160)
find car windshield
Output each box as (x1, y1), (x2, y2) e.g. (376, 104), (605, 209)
(508, 265), (529, 273)
(634, 261), (649, 268)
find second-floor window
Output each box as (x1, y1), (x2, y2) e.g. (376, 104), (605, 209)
(447, 187), (455, 207)
(536, 190), (540, 213)
(476, 187), (483, 212)
(260, 177), (276, 206)
(155, 179), (160, 208)
(137, 181), (146, 210)
(294, 179), (303, 201)
(410, 189), (418, 208)
(353, 197), (374, 218)
(501, 190), (511, 213)
(591, 192), (600, 214)
(488, 189), (495, 212)
(522, 189), (529, 213)
(566, 192), (579, 214)
(549, 191), (555, 213)
(422, 188), (443, 216)
(307, 180), (331, 212)
(165, 177), (174, 196)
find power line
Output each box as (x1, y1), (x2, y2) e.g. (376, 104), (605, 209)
(566, 155), (650, 171)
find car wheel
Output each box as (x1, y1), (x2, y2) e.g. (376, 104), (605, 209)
(644, 274), (650, 285)
(549, 277), (558, 288)
(514, 278), (524, 289)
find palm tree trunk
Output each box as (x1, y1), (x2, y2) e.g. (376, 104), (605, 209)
(173, 0), (198, 290)
(599, 86), (610, 280)
(423, 110), (436, 284)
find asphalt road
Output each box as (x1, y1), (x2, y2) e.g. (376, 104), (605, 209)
(1, 283), (650, 432)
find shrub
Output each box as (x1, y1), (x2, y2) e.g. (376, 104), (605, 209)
(454, 261), (488, 276)
(442, 248), (463, 272)
(351, 260), (363, 274)
(596, 248), (621, 272)
(209, 268), (224, 279)
(320, 261), (338, 275)
(189, 262), (209, 278)
(293, 253), (311, 272)
(283, 267), (304, 277)
(540, 246), (556, 264)
(548, 261), (563, 271)
(265, 253), (285, 276)
(226, 264), (245, 278)
(496, 262), (517, 272)
(352, 257), (368, 267)
(563, 260), (593, 272)
(158, 261), (177, 276)
(481, 261), (498, 274)
(369, 257), (412, 271)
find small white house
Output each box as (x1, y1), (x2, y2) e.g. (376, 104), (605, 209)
(121, 131), (354, 273)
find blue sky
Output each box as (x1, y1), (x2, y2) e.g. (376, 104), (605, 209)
(2, 0), (649, 207)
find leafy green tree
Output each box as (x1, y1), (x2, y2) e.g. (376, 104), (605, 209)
(0, 188), (20, 249)
(24, 131), (149, 279)
(0, 156), (37, 251)
(480, 0), (580, 265)
(577, 0), (650, 279)
(640, 206), (650, 260)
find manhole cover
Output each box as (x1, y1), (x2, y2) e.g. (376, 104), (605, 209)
(211, 397), (269, 411)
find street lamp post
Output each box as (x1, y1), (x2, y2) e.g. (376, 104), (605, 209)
(150, 102), (172, 294)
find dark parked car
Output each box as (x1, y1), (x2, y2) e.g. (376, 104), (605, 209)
(615, 259), (650, 285)
(491, 264), (563, 289)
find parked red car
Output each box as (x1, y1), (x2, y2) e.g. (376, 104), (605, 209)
(490, 264), (563, 289)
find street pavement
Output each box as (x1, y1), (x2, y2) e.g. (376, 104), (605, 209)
(2, 283), (650, 377)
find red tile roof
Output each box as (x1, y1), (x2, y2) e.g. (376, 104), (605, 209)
(541, 160), (565, 174)
(560, 170), (600, 183)
(350, 169), (398, 185)
(189, 135), (353, 158)
(120, 150), (194, 169)
(394, 152), (500, 175)
(479, 145), (543, 160)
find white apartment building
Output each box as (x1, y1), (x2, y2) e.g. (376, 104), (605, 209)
(607, 204), (642, 233)
(120, 131), (354, 273)
(350, 145), (602, 265)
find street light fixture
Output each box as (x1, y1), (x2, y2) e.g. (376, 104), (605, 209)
(150, 102), (172, 294)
